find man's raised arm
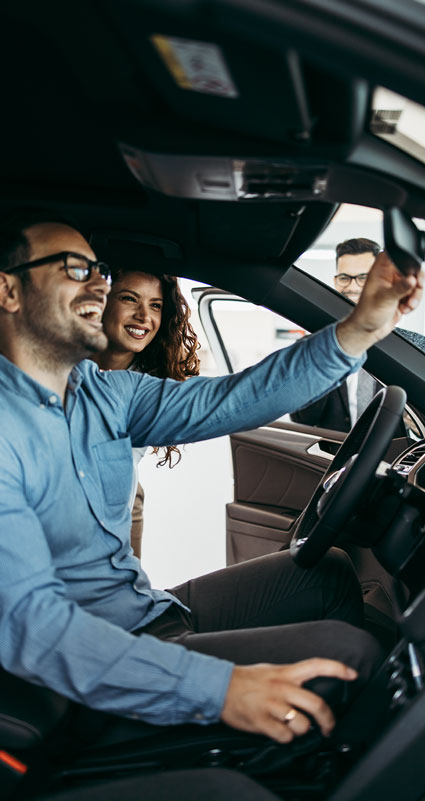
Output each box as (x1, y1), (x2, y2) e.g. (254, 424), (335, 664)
(122, 252), (422, 450)
(336, 251), (423, 355)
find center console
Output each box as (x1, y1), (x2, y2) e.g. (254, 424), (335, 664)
(328, 576), (425, 801)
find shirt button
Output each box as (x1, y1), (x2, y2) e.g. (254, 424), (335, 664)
(100, 520), (105, 527)
(193, 712), (204, 721)
(39, 403), (46, 409)
(79, 470), (85, 478)
(49, 394), (57, 404)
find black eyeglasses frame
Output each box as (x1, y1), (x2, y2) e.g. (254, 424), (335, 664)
(334, 272), (370, 287)
(4, 251), (112, 285)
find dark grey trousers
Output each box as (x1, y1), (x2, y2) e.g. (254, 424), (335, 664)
(141, 547), (382, 686)
(80, 549), (382, 748)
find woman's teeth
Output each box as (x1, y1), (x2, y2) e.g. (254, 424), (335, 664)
(125, 326), (148, 338)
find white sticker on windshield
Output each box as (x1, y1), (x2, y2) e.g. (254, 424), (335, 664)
(151, 35), (238, 98)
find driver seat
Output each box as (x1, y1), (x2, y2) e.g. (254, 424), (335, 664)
(0, 667), (327, 800)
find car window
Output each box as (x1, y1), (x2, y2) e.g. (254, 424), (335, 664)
(202, 299), (306, 374)
(180, 281), (307, 378)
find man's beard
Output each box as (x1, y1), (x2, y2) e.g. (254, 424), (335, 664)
(19, 283), (108, 369)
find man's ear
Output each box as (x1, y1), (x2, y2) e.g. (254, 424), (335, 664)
(0, 272), (22, 313)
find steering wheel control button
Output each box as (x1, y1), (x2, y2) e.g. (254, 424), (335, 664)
(390, 687), (408, 709)
(388, 669), (403, 685)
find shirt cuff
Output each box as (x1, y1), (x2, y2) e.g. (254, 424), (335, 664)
(174, 652), (235, 725)
(329, 322), (367, 366)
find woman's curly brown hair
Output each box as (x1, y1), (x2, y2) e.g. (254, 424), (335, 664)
(111, 269), (200, 467)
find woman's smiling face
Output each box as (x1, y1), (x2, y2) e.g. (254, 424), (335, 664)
(102, 272), (163, 357)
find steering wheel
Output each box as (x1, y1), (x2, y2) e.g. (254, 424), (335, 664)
(290, 385), (406, 568)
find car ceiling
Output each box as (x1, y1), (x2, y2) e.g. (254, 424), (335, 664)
(0, 0), (424, 297)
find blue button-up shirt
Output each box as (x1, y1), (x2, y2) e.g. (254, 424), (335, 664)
(0, 324), (364, 725)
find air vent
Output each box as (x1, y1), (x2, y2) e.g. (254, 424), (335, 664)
(394, 444), (425, 474)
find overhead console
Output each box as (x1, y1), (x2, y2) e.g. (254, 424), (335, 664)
(119, 145), (406, 214)
(119, 148), (329, 202)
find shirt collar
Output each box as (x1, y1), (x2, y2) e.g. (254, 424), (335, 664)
(0, 353), (83, 406)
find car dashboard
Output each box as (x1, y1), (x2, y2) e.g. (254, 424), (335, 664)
(326, 436), (425, 801)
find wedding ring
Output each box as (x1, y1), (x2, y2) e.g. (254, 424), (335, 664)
(283, 708), (298, 724)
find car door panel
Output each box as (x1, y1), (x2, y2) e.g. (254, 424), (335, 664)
(226, 506), (294, 564)
(227, 424), (343, 565)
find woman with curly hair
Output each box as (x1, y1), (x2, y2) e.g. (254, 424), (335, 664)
(95, 269), (200, 557)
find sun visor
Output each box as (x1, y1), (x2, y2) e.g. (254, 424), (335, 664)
(90, 230), (182, 273)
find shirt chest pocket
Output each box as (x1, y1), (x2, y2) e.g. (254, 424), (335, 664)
(93, 436), (133, 507)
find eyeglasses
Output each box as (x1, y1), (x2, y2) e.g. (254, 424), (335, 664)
(5, 251), (112, 285)
(334, 272), (369, 288)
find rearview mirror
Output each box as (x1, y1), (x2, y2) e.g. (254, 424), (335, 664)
(384, 208), (425, 275)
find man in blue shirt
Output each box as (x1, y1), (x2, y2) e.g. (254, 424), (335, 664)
(0, 213), (421, 748)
